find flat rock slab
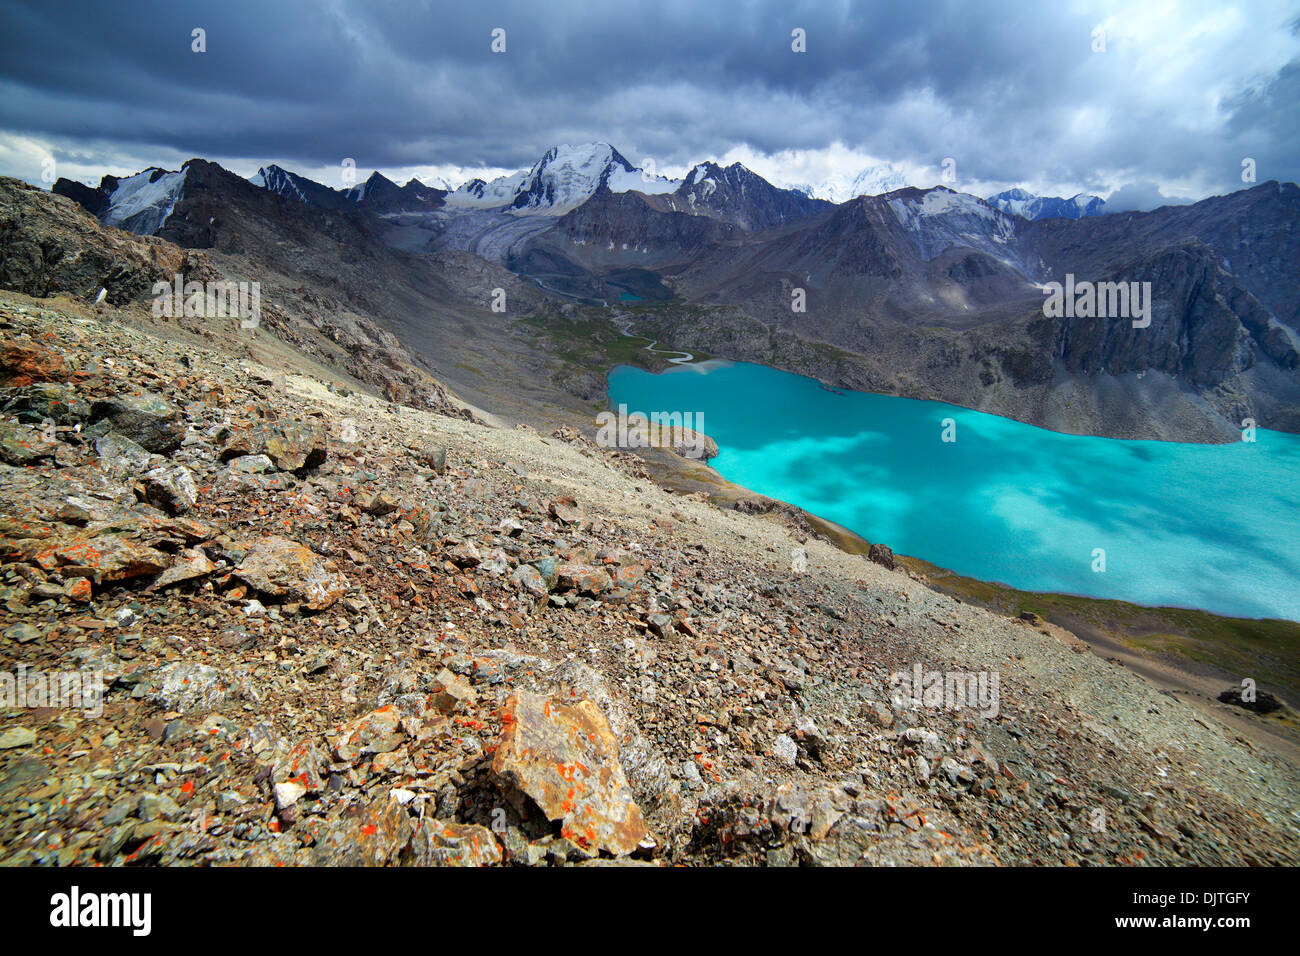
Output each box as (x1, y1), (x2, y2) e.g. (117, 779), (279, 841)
(151, 662), (257, 713)
(492, 690), (651, 857)
(42, 534), (170, 583)
(149, 547), (216, 590)
(91, 392), (185, 454)
(234, 535), (348, 610)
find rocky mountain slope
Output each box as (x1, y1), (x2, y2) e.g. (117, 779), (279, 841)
(1, 287), (1296, 866)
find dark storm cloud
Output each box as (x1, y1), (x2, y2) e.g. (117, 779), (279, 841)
(0, 0), (1296, 197)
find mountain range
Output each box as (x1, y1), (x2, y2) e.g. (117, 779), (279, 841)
(32, 142), (1300, 443)
(986, 188), (1107, 221)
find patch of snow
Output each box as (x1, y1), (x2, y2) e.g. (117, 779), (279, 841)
(886, 187), (1019, 261)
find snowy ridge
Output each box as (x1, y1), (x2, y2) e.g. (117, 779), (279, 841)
(252, 165), (327, 205)
(446, 171), (529, 208)
(987, 188), (1106, 221)
(445, 143), (678, 215)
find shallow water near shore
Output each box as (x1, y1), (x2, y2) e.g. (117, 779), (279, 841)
(608, 360), (1300, 622)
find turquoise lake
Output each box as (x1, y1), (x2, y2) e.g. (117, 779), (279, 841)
(607, 360), (1300, 622)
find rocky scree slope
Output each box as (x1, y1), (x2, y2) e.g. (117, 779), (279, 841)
(0, 291), (1296, 866)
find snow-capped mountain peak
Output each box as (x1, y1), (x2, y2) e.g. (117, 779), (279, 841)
(987, 188), (1106, 221)
(800, 164), (911, 203)
(446, 171), (528, 208)
(250, 164), (337, 206)
(511, 142), (678, 213)
(444, 143), (679, 215)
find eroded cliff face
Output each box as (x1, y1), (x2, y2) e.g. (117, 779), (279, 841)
(1046, 243), (1297, 386)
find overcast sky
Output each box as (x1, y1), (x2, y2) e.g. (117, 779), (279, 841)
(1, 0), (1296, 208)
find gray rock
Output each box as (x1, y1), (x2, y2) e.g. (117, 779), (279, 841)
(92, 392), (186, 454)
(151, 662), (256, 713)
(141, 464), (198, 514)
(772, 733), (798, 767)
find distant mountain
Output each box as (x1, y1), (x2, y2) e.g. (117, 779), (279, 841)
(38, 150), (1300, 442)
(250, 164), (350, 211)
(51, 167), (188, 234)
(247, 165), (445, 215)
(344, 172), (446, 214)
(799, 164), (911, 203)
(447, 172), (529, 208)
(445, 143), (678, 215)
(880, 186), (1020, 262)
(655, 161), (831, 230)
(987, 188), (1106, 221)
(523, 176), (1299, 438)
(513, 143), (678, 213)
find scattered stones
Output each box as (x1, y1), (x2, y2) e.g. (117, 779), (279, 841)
(0, 291), (1291, 870)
